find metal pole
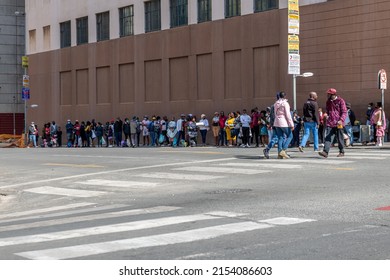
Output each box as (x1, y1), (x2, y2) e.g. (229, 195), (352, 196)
(293, 74), (297, 111)
(382, 89), (385, 112)
(13, 96), (16, 136)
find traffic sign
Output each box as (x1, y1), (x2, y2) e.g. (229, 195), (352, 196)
(22, 87), (30, 100)
(378, 69), (387, 90)
(23, 75), (30, 87)
(22, 56), (29, 68)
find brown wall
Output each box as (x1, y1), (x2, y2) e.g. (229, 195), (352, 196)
(27, 0), (390, 128)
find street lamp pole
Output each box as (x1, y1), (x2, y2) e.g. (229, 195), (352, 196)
(292, 72), (314, 112)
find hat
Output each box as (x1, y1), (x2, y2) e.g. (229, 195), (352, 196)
(152, 116), (156, 120)
(327, 88), (337, 95)
(201, 114), (206, 118)
(346, 102), (351, 108)
(214, 112), (219, 115)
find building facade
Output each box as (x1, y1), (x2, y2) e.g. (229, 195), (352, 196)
(25, 0), (390, 127)
(0, 0), (25, 134)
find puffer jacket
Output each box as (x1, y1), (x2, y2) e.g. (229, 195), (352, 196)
(325, 96), (347, 127)
(273, 99), (294, 128)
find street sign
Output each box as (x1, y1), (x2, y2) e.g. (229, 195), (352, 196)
(378, 69), (387, 90)
(288, 54), (300, 75)
(288, 35), (300, 54)
(23, 75), (30, 87)
(22, 56), (29, 68)
(288, 0), (300, 34)
(22, 87), (30, 100)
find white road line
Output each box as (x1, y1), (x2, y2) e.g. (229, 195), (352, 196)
(135, 172), (224, 181)
(0, 206), (181, 233)
(16, 222), (272, 260)
(173, 166), (272, 175)
(77, 179), (159, 188)
(0, 204), (129, 225)
(0, 202), (95, 220)
(0, 157), (236, 190)
(24, 186), (108, 198)
(0, 212), (243, 247)
(259, 217), (316, 225)
(343, 156), (386, 160)
(219, 162), (303, 169)
(273, 159), (354, 165)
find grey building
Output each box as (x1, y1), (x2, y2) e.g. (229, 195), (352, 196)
(0, 0), (25, 134)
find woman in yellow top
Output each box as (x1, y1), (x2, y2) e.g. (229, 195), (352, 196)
(225, 112), (236, 147)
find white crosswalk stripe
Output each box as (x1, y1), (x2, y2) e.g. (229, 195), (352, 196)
(77, 179), (160, 188)
(24, 186), (108, 197)
(219, 162), (303, 169)
(0, 202), (317, 260)
(173, 166), (272, 174)
(134, 172), (224, 181)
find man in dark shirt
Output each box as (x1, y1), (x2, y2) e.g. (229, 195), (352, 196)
(298, 92), (320, 152)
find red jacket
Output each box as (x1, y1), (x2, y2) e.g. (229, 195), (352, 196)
(325, 96), (347, 128)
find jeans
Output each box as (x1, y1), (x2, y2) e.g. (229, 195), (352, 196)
(275, 127), (293, 153)
(267, 128), (278, 150)
(219, 128), (226, 146)
(29, 134), (37, 147)
(300, 122), (319, 151)
(345, 125), (353, 145)
(242, 127), (250, 145)
(323, 127), (344, 154)
(200, 129), (207, 144)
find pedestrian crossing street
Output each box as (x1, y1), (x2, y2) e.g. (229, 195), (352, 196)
(0, 203), (316, 260)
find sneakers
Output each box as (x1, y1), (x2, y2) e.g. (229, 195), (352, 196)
(278, 150), (290, 159)
(298, 146), (304, 152)
(263, 148), (270, 159)
(337, 152), (344, 157)
(318, 151), (328, 158)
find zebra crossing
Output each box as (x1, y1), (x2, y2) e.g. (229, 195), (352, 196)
(21, 153), (364, 199)
(0, 202), (316, 260)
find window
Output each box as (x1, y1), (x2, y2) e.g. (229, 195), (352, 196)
(60, 21), (71, 48)
(119, 5), (134, 37)
(225, 0), (241, 18)
(96, 11), (110, 41)
(76, 17), (88, 45)
(145, 0), (161, 33)
(254, 0), (278, 12)
(43, 25), (50, 50)
(198, 0), (211, 23)
(170, 0), (188, 28)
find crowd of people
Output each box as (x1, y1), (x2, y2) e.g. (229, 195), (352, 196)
(27, 88), (388, 159)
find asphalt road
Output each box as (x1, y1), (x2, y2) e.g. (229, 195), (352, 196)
(0, 144), (389, 260)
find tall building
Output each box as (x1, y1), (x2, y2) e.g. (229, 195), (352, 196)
(0, 0), (25, 134)
(25, 0), (390, 127)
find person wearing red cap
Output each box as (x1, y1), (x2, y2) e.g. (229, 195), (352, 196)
(318, 88), (347, 158)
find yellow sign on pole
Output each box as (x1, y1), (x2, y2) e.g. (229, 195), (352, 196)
(22, 56), (29, 68)
(288, 0), (300, 34)
(288, 35), (300, 54)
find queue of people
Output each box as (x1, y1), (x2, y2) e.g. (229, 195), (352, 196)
(27, 88), (388, 157)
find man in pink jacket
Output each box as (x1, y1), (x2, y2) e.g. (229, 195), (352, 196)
(319, 88), (347, 158)
(273, 91), (294, 159)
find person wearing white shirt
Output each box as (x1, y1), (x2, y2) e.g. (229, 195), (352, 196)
(239, 109), (252, 147)
(197, 114), (209, 146)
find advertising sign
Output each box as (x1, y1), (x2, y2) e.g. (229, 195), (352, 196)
(22, 87), (30, 100)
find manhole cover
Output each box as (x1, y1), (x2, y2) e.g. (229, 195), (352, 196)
(206, 189), (252, 194)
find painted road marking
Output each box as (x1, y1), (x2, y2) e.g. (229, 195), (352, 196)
(274, 159), (354, 165)
(375, 206), (390, 211)
(0, 212), (243, 247)
(77, 179), (159, 188)
(0, 158), (236, 190)
(24, 186), (108, 198)
(43, 163), (104, 168)
(173, 166), (272, 175)
(0, 206), (181, 233)
(220, 162), (303, 169)
(259, 217), (316, 225)
(135, 172), (224, 181)
(16, 222), (272, 260)
(0, 202), (95, 221)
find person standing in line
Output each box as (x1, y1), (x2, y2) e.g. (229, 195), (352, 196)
(372, 102), (386, 147)
(298, 92), (320, 152)
(176, 114), (186, 143)
(251, 108), (260, 147)
(239, 109), (252, 148)
(198, 114), (209, 146)
(211, 112), (220, 146)
(65, 119), (74, 147)
(129, 116), (138, 147)
(344, 102), (356, 146)
(273, 91), (294, 159)
(218, 111), (228, 146)
(319, 88), (347, 158)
